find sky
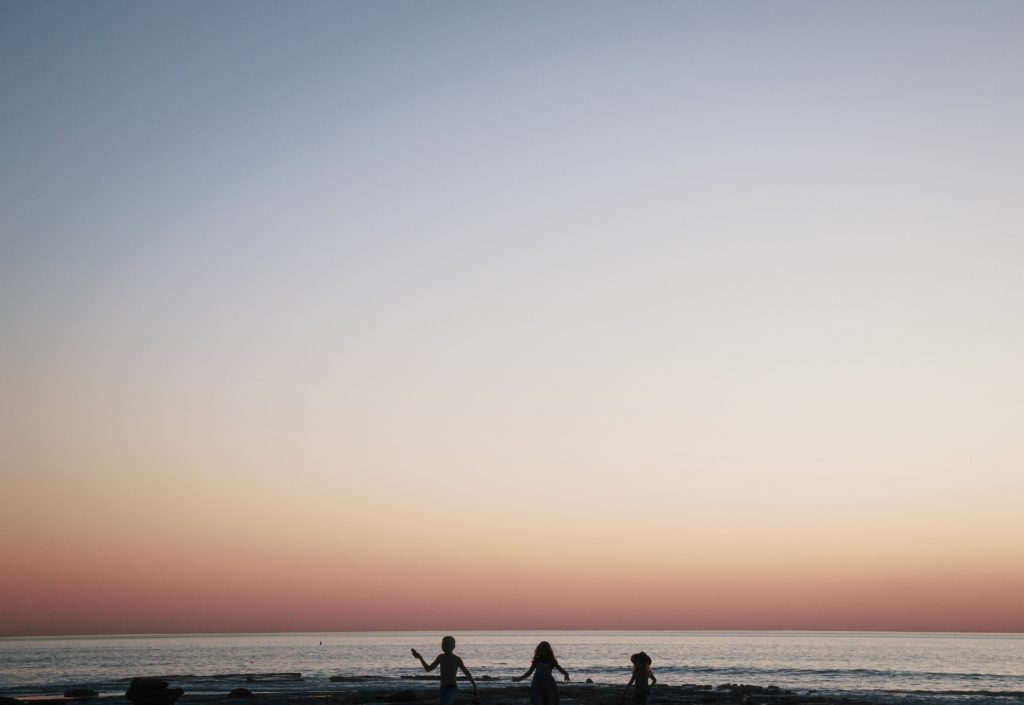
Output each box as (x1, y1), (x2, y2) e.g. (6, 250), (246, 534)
(1, 1), (1022, 637)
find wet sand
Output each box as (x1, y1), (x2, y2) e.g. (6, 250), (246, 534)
(0, 682), (879, 705)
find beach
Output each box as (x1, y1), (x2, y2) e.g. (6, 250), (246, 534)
(0, 681), (919, 705)
(4, 675), (1024, 705)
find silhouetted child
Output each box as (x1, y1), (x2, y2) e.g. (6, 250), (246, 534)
(514, 641), (569, 705)
(411, 636), (478, 705)
(623, 652), (656, 705)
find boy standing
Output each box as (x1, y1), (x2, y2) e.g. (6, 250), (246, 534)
(411, 635), (478, 705)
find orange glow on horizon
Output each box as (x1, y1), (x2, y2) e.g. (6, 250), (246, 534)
(4, 518), (1023, 636)
(4, 462), (1024, 637)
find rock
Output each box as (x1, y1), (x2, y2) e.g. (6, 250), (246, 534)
(585, 679), (593, 684)
(125, 678), (184, 705)
(227, 689), (254, 699)
(64, 691), (98, 699)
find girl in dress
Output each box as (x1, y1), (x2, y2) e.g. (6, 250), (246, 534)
(514, 641), (570, 705)
(623, 652), (656, 705)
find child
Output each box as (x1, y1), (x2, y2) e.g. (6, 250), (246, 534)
(411, 635), (478, 705)
(623, 652), (656, 705)
(514, 641), (569, 705)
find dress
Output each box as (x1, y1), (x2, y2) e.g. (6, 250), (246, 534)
(631, 676), (650, 705)
(529, 660), (559, 705)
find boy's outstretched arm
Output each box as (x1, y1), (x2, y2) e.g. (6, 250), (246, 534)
(410, 648), (440, 671)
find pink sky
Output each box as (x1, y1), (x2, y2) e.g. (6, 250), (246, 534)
(3, 488), (1022, 635)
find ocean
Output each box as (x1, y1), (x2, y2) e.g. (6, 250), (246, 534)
(1, 632), (1022, 704)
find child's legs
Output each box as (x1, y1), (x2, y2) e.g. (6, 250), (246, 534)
(440, 685), (458, 705)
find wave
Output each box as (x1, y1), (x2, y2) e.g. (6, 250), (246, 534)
(656, 664), (1023, 683)
(897, 690), (1024, 697)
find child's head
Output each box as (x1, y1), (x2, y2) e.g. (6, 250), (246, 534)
(534, 641), (556, 663)
(630, 652), (652, 668)
(441, 636), (456, 653)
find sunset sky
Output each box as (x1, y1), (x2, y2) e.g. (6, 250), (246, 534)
(2, 2), (1023, 637)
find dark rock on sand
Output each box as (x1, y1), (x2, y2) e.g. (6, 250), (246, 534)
(119, 677), (193, 683)
(64, 690), (99, 698)
(227, 689), (254, 699)
(125, 678), (184, 705)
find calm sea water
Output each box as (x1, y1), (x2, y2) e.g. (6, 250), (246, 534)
(1, 632), (1022, 704)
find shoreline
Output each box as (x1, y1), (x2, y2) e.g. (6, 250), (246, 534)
(0, 683), (871, 704)
(5, 681), (1024, 705)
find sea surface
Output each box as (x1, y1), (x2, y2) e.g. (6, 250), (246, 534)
(1, 632), (1022, 704)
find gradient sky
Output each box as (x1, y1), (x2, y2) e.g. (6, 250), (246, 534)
(2, 1), (1023, 637)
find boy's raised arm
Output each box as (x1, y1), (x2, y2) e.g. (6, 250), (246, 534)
(410, 648), (440, 671)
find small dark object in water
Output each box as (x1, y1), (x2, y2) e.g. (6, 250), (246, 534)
(227, 689), (254, 699)
(585, 679), (593, 684)
(64, 690), (98, 699)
